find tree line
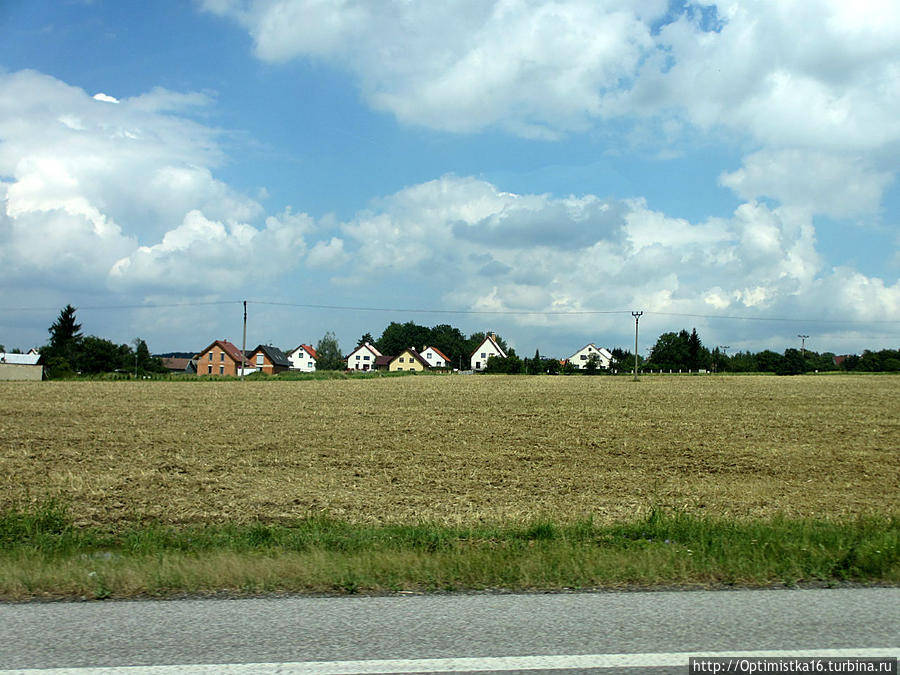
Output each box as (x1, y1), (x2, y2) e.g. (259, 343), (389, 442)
(645, 328), (900, 375)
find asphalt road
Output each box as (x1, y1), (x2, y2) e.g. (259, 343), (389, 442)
(1, 588), (898, 674)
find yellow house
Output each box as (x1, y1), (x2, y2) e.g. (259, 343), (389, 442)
(388, 348), (429, 372)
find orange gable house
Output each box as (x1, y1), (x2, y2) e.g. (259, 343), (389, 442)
(196, 339), (246, 376)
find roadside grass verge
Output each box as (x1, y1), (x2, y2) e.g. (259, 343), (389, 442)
(1, 502), (897, 600)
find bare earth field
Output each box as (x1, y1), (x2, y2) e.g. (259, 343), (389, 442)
(1, 375), (897, 528)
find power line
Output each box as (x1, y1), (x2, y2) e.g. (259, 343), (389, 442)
(248, 301), (632, 316)
(0, 299), (897, 329)
(0, 300), (242, 312)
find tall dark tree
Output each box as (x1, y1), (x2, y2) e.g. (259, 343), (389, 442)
(42, 304), (83, 377)
(47, 305), (82, 360)
(357, 333), (375, 348)
(315, 331), (344, 370)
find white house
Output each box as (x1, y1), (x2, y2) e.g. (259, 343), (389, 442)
(346, 342), (381, 371)
(288, 344), (317, 372)
(568, 343), (613, 369)
(470, 334), (507, 371)
(421, 345), (450, 369)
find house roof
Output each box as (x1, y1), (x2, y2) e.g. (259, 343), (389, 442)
(293, 344), (317, 360)
(569, 343), (613, 360)
(0, 352), (41, 365)
(391, 348), (430, 369)
(374, 355), (393, 367)
(161, 357), (192, 371)
(470, 334), (507, 359)
(197, 340), (246, 364)
(424, 345), (450, 362)
(347, 342), (381, 360)
(252, 344), (292, 367)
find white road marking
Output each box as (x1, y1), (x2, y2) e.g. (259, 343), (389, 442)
(3, 649), (898, 674)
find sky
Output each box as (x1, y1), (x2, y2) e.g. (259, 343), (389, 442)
(1, 0), (898, 359)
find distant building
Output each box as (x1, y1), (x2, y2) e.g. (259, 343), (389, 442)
(389, 348), (430, 372)
(346, 342), (382, 371)
(470, 334), (507, 371)
(421, 345), (450, 369)
(288, 344), (318, 372)
(160, 357), (196, 374)
(0, 352), (43, 381)
(568, 344), (613, 369)
(248, 345), (292, 375)
(196, 340), (246, 376)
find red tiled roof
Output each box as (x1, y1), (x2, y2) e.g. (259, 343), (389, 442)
(197, 339), (245, 364)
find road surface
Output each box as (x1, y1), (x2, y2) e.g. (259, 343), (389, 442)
(1, 588), (898, 673)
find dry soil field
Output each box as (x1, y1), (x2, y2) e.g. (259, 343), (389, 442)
(1, 375), (897, 527)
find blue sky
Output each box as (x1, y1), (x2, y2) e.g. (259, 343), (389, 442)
(1, 0), (898, 359)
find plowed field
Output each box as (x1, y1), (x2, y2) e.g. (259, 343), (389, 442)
(2, 375), (897, 527)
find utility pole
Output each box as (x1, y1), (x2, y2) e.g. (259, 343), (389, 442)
(631, 311), (643, 381)
(798, 334), (809, 357)
(241, 300), (248, 380)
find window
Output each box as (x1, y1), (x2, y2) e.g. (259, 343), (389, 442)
(256, 354), (264, 366)
(308, 362), (313, 368)
(221, 352), (225, 362)
(356, 355), (361, 360)
(399, 357), (405, 363)
(209, 353), (213, 361)
(580, 354), (587, 360)
(219, 366), (224, 375)
(208, 365), (212, 373)
(363, 355), (370, 361)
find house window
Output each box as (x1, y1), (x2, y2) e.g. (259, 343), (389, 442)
(399, 357), (405, 363)
(481, 352), (486, 358)
(207, 365), (212, 373)
(256, 354), (264, 366)
(356, 355), (361, 360)
(209, 353), (213, 361)
(580, 355), (587, 360)
(308, 362), (313, 368)
(363, 355), (370, 361)
(221, 352), (225, 362)
(219, 366), (224, 375)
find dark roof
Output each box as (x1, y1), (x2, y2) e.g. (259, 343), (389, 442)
(161, 357), (192, 372)
(253, 344), (291, 368)
(374, 355), (393, 367)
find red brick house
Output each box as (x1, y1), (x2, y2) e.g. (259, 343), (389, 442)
(196, 340), (246, 376)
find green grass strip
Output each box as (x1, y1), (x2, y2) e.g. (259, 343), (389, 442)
(1, 502), (897, 600)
